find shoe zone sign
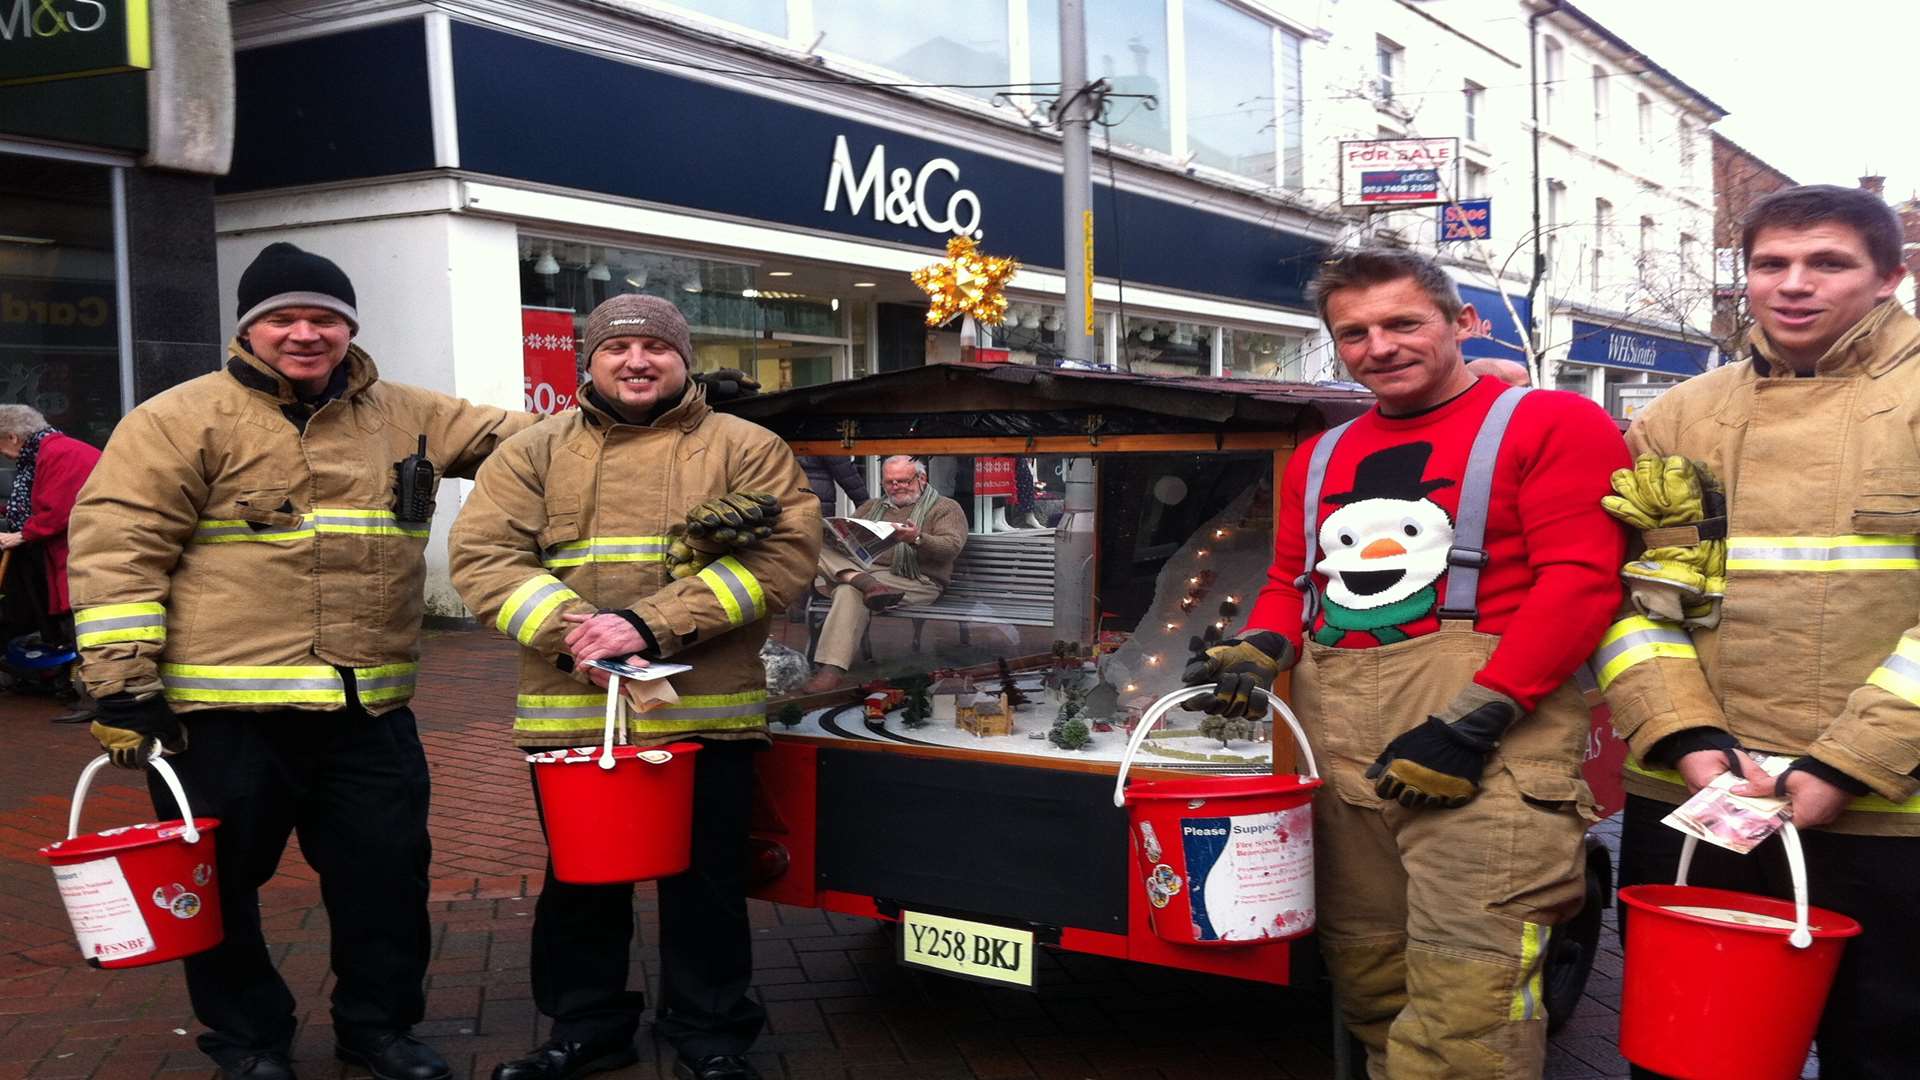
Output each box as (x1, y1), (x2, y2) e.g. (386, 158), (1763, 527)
(0, 0), (150, 86)
(1568, 319), (1712, 377)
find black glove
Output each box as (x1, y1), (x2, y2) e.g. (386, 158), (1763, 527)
(1365, 684), (1519, 809)
(1647, 726), (1744, 775)
(1179, 628), (1295, 718)
(1774, 756), (1871, 798)
(693, 368), (761, 403)
(90, 693), (187, 770)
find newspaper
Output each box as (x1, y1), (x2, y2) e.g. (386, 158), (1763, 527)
(1661, 754), (1792, 854)
(823, 517), (902, 571)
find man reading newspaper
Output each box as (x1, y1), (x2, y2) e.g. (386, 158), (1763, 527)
(802, 455), (966, 692)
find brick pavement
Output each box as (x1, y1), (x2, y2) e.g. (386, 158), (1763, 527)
(0, 630), (1646, 1080)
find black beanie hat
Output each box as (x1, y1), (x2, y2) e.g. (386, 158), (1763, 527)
(235, 242), (360, 337)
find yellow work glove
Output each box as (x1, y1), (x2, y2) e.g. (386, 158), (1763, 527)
(663, 524), (718, 580)
(1605, 454), (1728, 628)
(1602, 453), (1705, 530)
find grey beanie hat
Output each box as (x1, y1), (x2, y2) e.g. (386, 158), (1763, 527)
(582, 294), (694, 368)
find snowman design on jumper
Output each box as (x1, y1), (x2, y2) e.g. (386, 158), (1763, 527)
(1313, 442), (1456, 645)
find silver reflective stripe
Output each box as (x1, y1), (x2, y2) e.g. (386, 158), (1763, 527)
(1300, 419), (1355, 624)
(356, 672), (416, 692)
(1440, 385), (1532, 619)
(517, 705), (603, 721)
(504, 580), (571, 643)
(1730, 542), (1918, 560)
(73, 613), (160, 634)
(1591, 624), (1694, 670)
(644, 701), (770, 723)
(162, 675), (343, 692)
(702, 558), (760, 622)
(1882, 652), (1920, 683)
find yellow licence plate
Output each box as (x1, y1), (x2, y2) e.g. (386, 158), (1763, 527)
(898, 910), (1036, 988)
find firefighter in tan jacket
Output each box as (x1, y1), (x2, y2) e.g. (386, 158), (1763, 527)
(449, 294), (818, 1080)
(66, 244), (531, 1080)
(1600, 186), (1920, 1078)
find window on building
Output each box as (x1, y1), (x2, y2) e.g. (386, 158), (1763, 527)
(1464, 161), (1489, 198)
(1594, 198), (1613, 290)
(1376, 35), (1402, 104)
(1463, 80), (1483, 141)
(1185, 0), (1277, 181)
(1679, 232), (1698, 279)
(1223, 328), (1305, 381)
(656, 0), (786, 35)
(1546, 180), (1566, 276)
(1678, 120), (1697, 183)
(1637, 93), (1654, 147)
(1591, 66), (1608, 139)
(1542, 38), (1563, 126)
(1279, 28), (1304, 189)
(817, 0), (1011, 92)
(1639, 215), (1656, 269)
(1030, 0), (1171, 152)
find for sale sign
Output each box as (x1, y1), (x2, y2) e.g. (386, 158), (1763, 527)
(522, 307), (579, 415)
(1339, 139), (1460, 208)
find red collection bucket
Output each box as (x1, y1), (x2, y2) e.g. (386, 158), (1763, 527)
(1112, 686), (1322, 946)
(40, 753), (223, 969)
(529, 675), (700, 884)
(1618, 824), (1860, 1080)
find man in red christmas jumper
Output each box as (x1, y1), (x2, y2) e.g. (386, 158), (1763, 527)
(1182, 248), (1628, 1079)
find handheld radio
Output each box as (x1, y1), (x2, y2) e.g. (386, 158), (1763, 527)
(394, 435), (437, 524)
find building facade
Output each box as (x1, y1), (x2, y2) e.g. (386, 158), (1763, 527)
(1710, 133), (1794, 355)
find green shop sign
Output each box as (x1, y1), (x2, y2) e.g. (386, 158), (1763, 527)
(0, 0), (150, 86)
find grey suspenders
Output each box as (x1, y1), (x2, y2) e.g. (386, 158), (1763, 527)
(1297, 385), (1533, 628)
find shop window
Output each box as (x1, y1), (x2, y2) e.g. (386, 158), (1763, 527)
(653, 0), (786, 36)
(517, 238), (851, 397)
(989, 301), (1110, 368)
(815, 0), (1010, 92)
(1223, 329), (1303, 381)
(1122, 315), (1208, 377)
(1184, 0), (1276, 181)
(1029, 0), (1172, 154)
(0, 154), (121, 473)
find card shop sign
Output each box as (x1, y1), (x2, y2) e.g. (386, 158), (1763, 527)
(521, 307), (579, 415)
(0, 0), (151, 87)
(1439, 199), (1492, 243)
(974, 457), (1016, 498)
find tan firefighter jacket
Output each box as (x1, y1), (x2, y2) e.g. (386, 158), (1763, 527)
(68, 342), (532, 713)
(1598, 301), (1920, 835)
(447, 383), (819, 749)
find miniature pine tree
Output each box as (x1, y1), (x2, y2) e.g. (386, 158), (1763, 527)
(1050, 717), (1091, 751)
(902, 686), (931, 729)
(775, 703), (804, 728)
(997, 657), (1029, 707)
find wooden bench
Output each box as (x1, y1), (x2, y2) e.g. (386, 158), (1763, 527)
(807, 529), (1058, 660)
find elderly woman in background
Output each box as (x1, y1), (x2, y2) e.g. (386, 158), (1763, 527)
(0, 405), (102, 714)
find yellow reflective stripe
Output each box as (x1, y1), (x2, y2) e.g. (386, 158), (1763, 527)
(498, 574), (580, 646)
(73, 603), (167, 648)
(541, 536), (669, 568)
(158, 662), (347, 705)
(310, 508), (430, 539)
(515, 690), (767, 733)
(352, 662), (419, 705)
(1592, 616), (1697, 692)
(193, 517), (317, 543)
(696, 556), (766, 627)
(1509, 922), (1548, 1021)
(1727, 534), (1920, 572)
(1628, 758), (1920, 813)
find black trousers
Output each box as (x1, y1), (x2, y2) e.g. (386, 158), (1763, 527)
(528, 739), (765, 1059)
(1618, 794), (1920, 1080)
(147, 706), (433, 1066)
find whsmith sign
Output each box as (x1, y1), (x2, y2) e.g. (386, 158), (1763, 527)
(1568, 318), (1712, 377)
(0, 0), (149, 86)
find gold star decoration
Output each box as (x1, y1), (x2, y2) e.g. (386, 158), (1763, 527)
(910, 236), (1021, 327)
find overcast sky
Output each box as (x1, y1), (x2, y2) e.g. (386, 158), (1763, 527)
(1581, 0), (1920, 200)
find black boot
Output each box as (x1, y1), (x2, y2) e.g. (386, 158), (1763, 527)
(219, 1054), (296, 1080)
(491, 1038), (639, 1080)
(335, 1031), (451, 1080)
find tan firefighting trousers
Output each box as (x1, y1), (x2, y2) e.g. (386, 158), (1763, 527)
(1293, 623), (1598, 1080)
(812, 547), (943, 669)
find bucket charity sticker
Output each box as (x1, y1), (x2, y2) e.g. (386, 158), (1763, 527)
(51, 856), (155, 962)
(1179, 805), (1315, 942)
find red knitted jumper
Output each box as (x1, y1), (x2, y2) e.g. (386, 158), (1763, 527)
(1246, 376), (1631, 710)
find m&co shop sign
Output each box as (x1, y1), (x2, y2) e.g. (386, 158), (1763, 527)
(0, 0), (151, 86)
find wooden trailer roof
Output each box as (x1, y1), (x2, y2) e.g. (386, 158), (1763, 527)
(717, 363), (1373, 444)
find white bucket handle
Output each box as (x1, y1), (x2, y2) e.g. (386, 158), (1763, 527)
(1675, 821), (1814, 949)
(68, 750), (201, 846)
(599, 672), (627, 770)
(1112, 686), (1319, 809)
